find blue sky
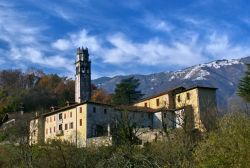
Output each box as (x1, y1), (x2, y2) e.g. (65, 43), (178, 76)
(1, 0), (250, 79)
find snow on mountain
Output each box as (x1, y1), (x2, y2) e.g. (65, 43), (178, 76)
(205, 59), (243, 69)
(93, 56), (250, 110)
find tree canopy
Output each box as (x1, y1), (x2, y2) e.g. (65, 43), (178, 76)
(0, 69), (75, 115)
(91, 88), (112, 104)
(238, 64), (250, 102)
(112, 77), (144, 105)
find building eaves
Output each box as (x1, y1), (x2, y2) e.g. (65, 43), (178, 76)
(135, 86), (186, 103)
(114, 105), (156, 113)
(183, 86), (217, 92)
(41, 101), (113, 117)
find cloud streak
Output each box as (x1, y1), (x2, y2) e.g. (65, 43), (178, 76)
(51, 27), (250, 74)
(0, 2), (74, 73)
(1, 0), (250, 78)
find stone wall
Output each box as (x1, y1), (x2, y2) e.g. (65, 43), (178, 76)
(86, 136), (112, 147)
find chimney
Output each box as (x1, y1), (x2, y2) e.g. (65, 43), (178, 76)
(50, 106), (55, 112)
(66, 101), (70, 106)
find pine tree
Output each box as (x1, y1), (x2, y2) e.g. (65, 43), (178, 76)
(112, 77), (144, 105)
(238, 64), (250, 102)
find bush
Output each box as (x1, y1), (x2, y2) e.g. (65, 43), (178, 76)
(0, 113), (249, 168)
(194, 113), (250, 168)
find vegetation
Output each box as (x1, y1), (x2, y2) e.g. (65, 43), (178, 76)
(91, 88), (112, 104)
(0, 69), (75, 116)
(0, 113), (249, 168)
(112, 111), (141, 146)
(112, 77), (144, 105)
(194, 113), (250, 167)
(238, 64), (250, 102)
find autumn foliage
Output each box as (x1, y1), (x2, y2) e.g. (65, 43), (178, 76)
(0, 69), (75, 115)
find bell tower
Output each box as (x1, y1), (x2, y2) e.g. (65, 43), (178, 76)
(75, 47), (91, 103)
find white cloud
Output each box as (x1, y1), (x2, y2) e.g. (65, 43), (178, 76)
(103, 33), (206, 66)
(51, 28), (250, 72)
(51, 29), (102, 53)
(0, 1), (13, 8)
(2, 1), (250, 78)
(242, 18), (250, 26)
(154, 21), (174, 32)
(0, 59), (5, 64)
(70, 29), (101, 52)
(143, 15), (175, 33)
(54, 7), (73, 22)
(0, 4), (74, 73)
(9, 47), (74, 72)
(52, 39), (71, 51)
(205, 33), (250, 59)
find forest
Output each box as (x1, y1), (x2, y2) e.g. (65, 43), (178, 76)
(0, 69), (75, 116)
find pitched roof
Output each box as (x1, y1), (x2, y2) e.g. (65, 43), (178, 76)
(135, 86), (186, 103)
(135, 85), (217, 103)
(114, 105), (156, 113)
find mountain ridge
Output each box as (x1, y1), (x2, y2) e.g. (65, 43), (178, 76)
(93, 56), (250, 110)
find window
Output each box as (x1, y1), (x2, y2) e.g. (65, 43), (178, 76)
(148, 113), (151, 119)
(64, 113), (66, 119)
(104, 109), (107, 114)
(69, 122), (73, 129)
(46, 129), (48, 135)
(80, 119), (82, 126)
(70, 112), (72, 118)
(80, 107), (82, 113)
(59, 113), (62, 120)
(50, 128), (52, 133)
(175, 109), (184, 128)
(177, 95), (181, 102)
(93, 107), (96, 113)
(59, 124), (62, 130)
(156, 99), (160, 106)
(187, 93), (190, 100)
(33, 130), (36, 136)
(163, 123), (167, 128)
(144, 103), (147, 107)
(54, 116), (55, 121)
(54, 127), (55, 132)
(65, 124), (68, 130)
(50, 117), (52, 122)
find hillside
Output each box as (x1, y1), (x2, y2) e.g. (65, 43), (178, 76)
(93, 56), (250, 110)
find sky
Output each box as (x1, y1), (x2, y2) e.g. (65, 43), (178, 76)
(1, 0), (250, 79)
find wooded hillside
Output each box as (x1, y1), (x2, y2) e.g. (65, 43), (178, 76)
(0, 69), (75, 116)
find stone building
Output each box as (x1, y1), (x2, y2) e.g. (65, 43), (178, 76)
(29, 47), (217, 147)
(134, 86), (217, 131)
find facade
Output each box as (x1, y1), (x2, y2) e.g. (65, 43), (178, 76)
(134, 87), (185, 109)
(29, 102), (157, 146)
(29, 47), (217, 146)
(134, 86), (217, 131)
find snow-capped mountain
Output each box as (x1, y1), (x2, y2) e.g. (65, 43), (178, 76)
(93, 56), (250, 110)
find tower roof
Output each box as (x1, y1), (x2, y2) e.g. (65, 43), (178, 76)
(77, 47), (89, 55)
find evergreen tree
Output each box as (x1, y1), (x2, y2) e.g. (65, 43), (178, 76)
(112, 77), (144, 105)
(238, 64), (250, 102)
